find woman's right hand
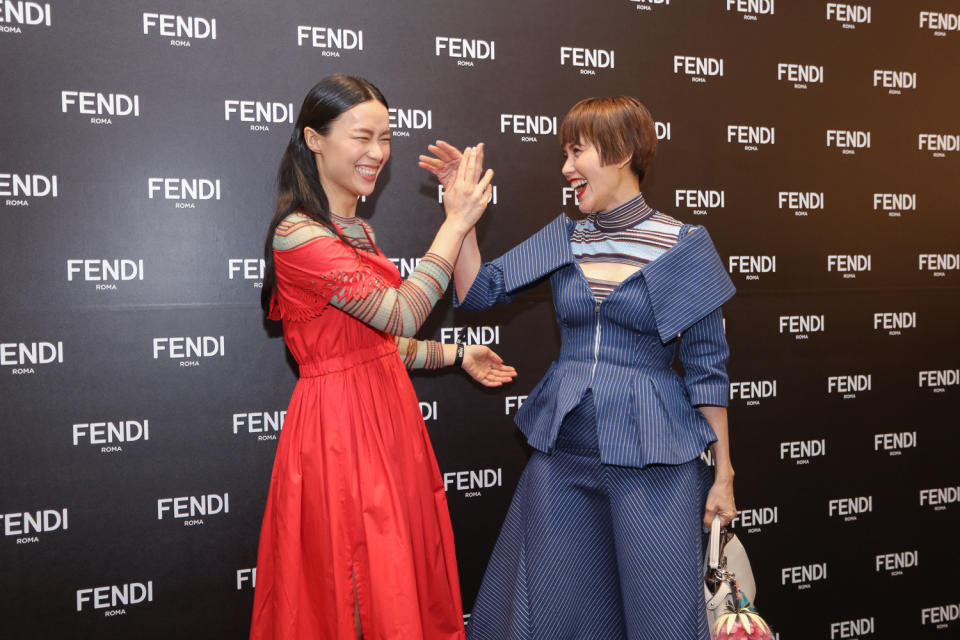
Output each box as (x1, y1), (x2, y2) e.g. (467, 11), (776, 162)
(441, 145), (493, 233)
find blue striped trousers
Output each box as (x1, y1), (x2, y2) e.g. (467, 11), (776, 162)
(467, 390), (712, 640)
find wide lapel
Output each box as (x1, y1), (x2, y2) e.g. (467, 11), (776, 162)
(501, 214), (577, 293)
(640, 226), (736, 342)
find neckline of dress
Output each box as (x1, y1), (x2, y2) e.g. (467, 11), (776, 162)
(588, 193), (655, 232)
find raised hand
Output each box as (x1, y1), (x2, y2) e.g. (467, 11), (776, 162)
(461, 345), (518, 387)
(418, 140), (463, 189)
(441, 145), (494, 232)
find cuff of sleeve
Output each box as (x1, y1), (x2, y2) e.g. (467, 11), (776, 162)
(688, 383), (729, 407)
(452, 263), (504, 310)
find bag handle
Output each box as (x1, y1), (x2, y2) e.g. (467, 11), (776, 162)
(708, 514), (723, 570)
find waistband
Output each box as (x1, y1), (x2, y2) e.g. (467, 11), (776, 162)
(298, 340), (397, 378)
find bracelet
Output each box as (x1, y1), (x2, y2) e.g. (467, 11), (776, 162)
(453, 342), (465, 368)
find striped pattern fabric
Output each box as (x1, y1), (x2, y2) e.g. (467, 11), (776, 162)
(273, 212), (451, 367)
(572, 194), (684, 302)
(584, 276), (618, 302)
(571, 193), (683, 269)
(467, 390), (714, 640)
(455, 212), (735, 468)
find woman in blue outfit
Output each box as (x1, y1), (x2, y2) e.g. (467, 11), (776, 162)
(420, 97), (737, 639)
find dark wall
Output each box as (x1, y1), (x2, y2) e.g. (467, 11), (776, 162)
(1, 1), (959, 637)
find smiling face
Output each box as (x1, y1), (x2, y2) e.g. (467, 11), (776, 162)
(306, 99), (391, 213)
(562, 137), (631, 214)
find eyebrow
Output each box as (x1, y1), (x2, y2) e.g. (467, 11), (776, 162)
(352, 127), (391, 136)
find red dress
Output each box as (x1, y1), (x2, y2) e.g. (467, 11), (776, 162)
(250, 233), (465, 640)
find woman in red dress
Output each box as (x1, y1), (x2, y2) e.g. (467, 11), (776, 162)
(250, 75), (516, 640)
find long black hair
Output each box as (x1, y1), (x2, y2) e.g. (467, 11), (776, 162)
(260, 74), (388, 312)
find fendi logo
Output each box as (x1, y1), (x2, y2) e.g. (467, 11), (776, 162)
(0, 172), (57, 207)
(826, 3), (871, 28)
(73, 420), (149, 454)
(152, 336), (225, 368)
(148, 178), (221, 207)
(233, 411), (285, 441)
(920, 486), (959, 509)
(673, 55), (723, 83)
(777, 63), (823, 89)
(827, 374), (871, 398)
(297, 25), (363, 56)
(874, 431), (916, 456)
(873, 193), (915, 217)
(918, 133), (959, 157)
(61, 91), (140, 125)
(157, 493), (230, 526)
(443, 468), (502, 498)
(918, 369), (958, 392)
(675, 189), (724, 216)
(781, 563), (827, 589)
(228, 259), (264, 286)
(1, 507), (68, 544)
(1, 341), (63, 375)
(830, 618), (875, 638)
(389, 108), (432, 137)
(730, 380), (776, 405)
(419, 401), (438, 422)
(779, 315), (824, 340)
(921, 603), (960, 626)
(505, 395), (527, 415)
(142, 13), (216, 47)
(778, 191), (823, 216)
(561, 46), (615, 75)
(726, 0), (775, 20)
(0, 1), (51, 33)
(436, 36), (495, 66)
(780, 439), (826, 464)
(76, 581), (153, 613)
(918, 253), (959, 277)
(827, 254), (871, 278)
(500, 114), (557, 143)
(873, 312), (915, 335)
(731, 506), (778, 533)
(919, 11), (960, 36)
(873, 69), (916, 94)
(826, 129), (870, 154)
(237, 568), (256, 590)
(439, 326), (500, 345)
(875, 551), (917, 576)
(224, 100), (294, 132)
(828, 495), (873, 521)
(728, 255), (776, 280)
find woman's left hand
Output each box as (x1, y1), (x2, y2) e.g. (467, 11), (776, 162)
(462, 345), (517, 387)
(703, 477), (736, 529)
(419, 140), (463, 189)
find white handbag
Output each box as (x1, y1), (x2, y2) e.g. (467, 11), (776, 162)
(703, 515), (756, 627)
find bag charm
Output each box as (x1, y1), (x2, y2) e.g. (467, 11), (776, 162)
(704, 516), (773, 639)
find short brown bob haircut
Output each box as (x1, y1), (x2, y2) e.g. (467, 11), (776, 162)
(559, 96), (658, 182)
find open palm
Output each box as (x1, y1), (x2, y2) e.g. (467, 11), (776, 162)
(419, 140), (464, 189)
(462, 345), (517, 387)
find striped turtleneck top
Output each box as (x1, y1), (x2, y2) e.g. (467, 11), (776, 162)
(570, 193), (685, 302)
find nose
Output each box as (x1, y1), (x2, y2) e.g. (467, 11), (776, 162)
(561, 154), (575, 178)
(367, 141), (384, 163)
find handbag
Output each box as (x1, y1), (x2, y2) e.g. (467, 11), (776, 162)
(703, 515), (772, 639)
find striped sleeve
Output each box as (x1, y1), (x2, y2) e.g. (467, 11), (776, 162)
(677, 308), (730, 406)
(455, 214), (574, 311)
(334, 252), (454, 337)
(394, 337), (446, 369)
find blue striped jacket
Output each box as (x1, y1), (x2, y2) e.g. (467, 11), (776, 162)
(456, 214), (736, 468)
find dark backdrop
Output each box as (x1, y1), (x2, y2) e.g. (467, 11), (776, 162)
(2, 1), (959, 638)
